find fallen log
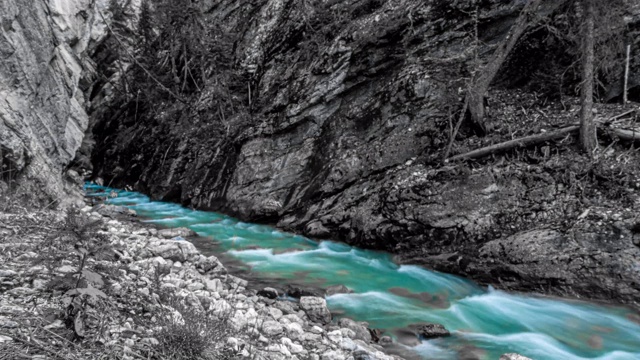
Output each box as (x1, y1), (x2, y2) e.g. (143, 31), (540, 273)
(446, 125), (579, 162)
(609, 128), (640, 142)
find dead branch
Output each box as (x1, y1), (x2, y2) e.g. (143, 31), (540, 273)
(608, 128), (640, 142)
(447, 125), (579, 162)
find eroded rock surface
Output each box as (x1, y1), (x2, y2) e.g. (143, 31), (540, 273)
(90, 0), (640, 306)
(0, 0), (117, 203)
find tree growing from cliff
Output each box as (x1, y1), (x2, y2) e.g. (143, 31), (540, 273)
(465, 0), (546, 135)
(578, 0), (597, 155)
(454, 0), (630, 158)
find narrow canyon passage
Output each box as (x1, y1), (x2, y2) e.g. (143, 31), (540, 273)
(86, 184), (640, 360)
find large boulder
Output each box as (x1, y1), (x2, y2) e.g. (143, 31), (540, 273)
(147, 240), (199, 263)
(299, 296), (331, 325)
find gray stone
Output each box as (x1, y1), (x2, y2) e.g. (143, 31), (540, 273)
(261, 320), (284, 336)
(94, 204), (137, 217)
(325, 285), (352, 297)
(299, 296), (331, 325)
(413, 323), (450, 339)
(500, 354), (533, 360)
(0, 270), (17, 278)
(257, 287), (279, 299)
(148, 240), (199, 262)
(158, 227), (197, 239)
(197, 255), (223, 273)
(338, 318), (371, 342)
(204, 278), (223, 293)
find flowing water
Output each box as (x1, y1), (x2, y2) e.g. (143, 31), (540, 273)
(85, 184), (640, 360)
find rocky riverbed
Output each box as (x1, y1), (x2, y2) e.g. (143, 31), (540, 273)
(0, 201), (402, 360)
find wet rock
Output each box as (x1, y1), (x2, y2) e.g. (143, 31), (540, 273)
(325, 285), (353, 297)
(412, 323), (450, 339)
(258, 287), (279, 299)
(94, 204), (137, 218)
(158, 227), (197, 239)
(196, 255), (223, 273)
(300, 296), (331, 325)
(305, 221), (331, 238)
(338, 318), (371, 342)
(500, 354), (533, 360)
(285, 285), (322, 298)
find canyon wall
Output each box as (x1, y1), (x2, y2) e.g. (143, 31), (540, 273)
(0, 0), (113, 204)
(90, 0), (640, 305)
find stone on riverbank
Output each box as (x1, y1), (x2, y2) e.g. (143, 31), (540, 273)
(0, 207), (400, 360)
(500, 354), (533, 360)
(300, 296), (332, 325)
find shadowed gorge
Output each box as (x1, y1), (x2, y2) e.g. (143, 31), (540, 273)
(90, 0), (640, 307)
(1, 0), (640, 359)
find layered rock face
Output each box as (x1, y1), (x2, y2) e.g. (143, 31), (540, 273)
(0, 0), (109, 204)
(91, 0), (640, 305)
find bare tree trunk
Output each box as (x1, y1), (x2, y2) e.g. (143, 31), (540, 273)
(624, 44), (631, 105)
(580, 0), (597, 155)
(466, 0), (543, 134)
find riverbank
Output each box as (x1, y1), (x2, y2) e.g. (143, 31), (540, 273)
(81, 184), (640, 360)
(0, 199), (399, 360)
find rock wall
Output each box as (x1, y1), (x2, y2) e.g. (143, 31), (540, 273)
(91, 0), (640, 305)
(0, 0), (110, 204)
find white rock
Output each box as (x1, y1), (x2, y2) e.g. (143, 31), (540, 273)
(339, 338), (357, 351)
(500, 354), (533, 360)
(266, 343), (291, 357)
(212, 300), (232, 316)
(204, 278), (223, 293)
(339, 328), (356, 338)
(55, 265), (76, 273)
(268, 307), (283, 320)
(285, 322), (304, 340)
(327, 330), (343, 343)
(138, 288), (150, 297)
(282, 337), (305, 354)
(301, 332), (322, 342)
(321, 350), (346, 360)
(0, 335), (13, 343)
(32, 279), (48, 290)
(227, 337), (239, 351)
(186, 282), (204, 291)
(262, 320), (284, 336)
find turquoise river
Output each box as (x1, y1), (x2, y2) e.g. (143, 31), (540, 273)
(85, 184), (640, 360)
